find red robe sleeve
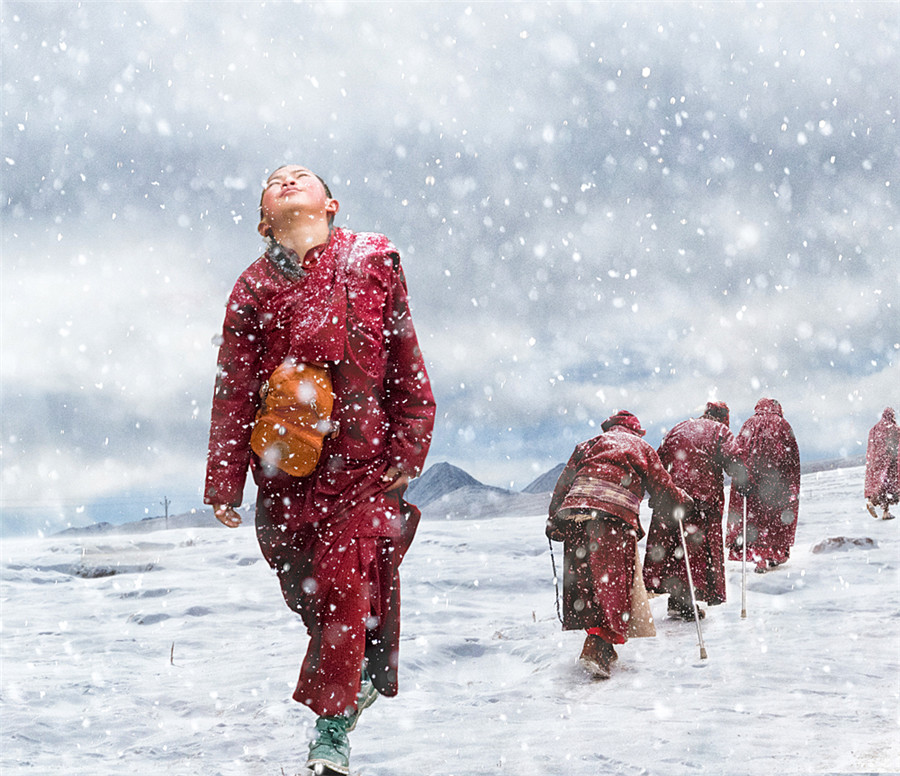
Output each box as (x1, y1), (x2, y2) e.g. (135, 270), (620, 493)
(717, 426), (748, 491)
(204, 277), (265, 506)
(546, 445), (585, 540)
(382, 260), (436, 477)
(642, 444), (692, 514)
(549, 449), (581, 519)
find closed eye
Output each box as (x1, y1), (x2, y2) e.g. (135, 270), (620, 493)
(265, 169), (311, 187)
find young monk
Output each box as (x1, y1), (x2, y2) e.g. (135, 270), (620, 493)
(205, 164), (435, 775)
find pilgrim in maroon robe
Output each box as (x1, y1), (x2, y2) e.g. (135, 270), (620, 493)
(865, 407), (899, 520)
(547, 411), (692, 649)
(725, 398), (800, 572)
(205, 227), (435, 717)
(643, 402), (743, 613)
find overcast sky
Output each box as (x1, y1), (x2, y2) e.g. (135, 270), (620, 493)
(2, 1), (897, 534)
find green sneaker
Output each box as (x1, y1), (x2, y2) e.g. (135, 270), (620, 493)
(345, 670), (379, 732)
(307, 715), (350, 775)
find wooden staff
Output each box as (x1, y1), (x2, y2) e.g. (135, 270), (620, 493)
(676, 506), (708, 660)
(741, 497), (748, 619)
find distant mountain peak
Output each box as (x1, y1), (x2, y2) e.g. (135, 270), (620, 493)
(406, 461), (482, 507)
(522, 463), (565, 494)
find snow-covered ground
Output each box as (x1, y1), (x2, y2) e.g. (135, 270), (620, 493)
(1, 465), (897, 775)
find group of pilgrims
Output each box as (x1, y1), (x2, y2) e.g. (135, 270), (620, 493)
(546, 400), (899, 680)
(205, 164), (898, 774)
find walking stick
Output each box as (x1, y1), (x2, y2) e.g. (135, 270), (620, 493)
(676, 507), (708, 660)
(741, 496), (748, 619)
(548, 536), (563, 625)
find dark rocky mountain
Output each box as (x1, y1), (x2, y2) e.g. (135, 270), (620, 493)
(417, 485), (551, 521)
(405, 461), (484, 508)
(522, 463), (565, 494)
(406, 461), (555, 520)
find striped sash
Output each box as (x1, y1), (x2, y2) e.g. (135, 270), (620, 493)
(566, 476), (641, 514)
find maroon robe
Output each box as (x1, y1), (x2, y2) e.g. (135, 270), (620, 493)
(547, 423), (691, 643)
(865, 408), (899, 509)
(725, 398), (800, 566)
(643, 416), (742, 605)
(205, 228), (435, 717)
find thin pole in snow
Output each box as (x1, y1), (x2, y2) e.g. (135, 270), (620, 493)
(548, 537), (563, 625)
(677, 507), (708, 660)
(741, 497), (748, 619)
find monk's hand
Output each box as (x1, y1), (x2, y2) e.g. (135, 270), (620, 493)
(546, 514), (567, 542)
(672, 494), (695, 523)
(214, 504), (242, 528)
(382, 466), (410, 493)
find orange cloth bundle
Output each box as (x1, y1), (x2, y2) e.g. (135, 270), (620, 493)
(250, 361), (336, 477)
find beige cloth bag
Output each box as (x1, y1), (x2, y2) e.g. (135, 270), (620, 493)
(626, 546), (656, 638)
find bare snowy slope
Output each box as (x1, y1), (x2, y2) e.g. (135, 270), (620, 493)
(1, 465), (897, 775)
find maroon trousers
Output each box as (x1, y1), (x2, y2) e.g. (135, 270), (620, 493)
(559, 514), (637, 644)
(255, 496), (415, 718)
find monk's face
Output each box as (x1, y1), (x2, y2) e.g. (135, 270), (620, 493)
(258, 165), (338, 235)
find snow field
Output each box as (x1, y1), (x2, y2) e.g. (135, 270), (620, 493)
(1, 465), (897, 775)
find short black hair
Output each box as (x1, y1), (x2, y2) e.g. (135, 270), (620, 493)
(316, 174), (333, 199)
